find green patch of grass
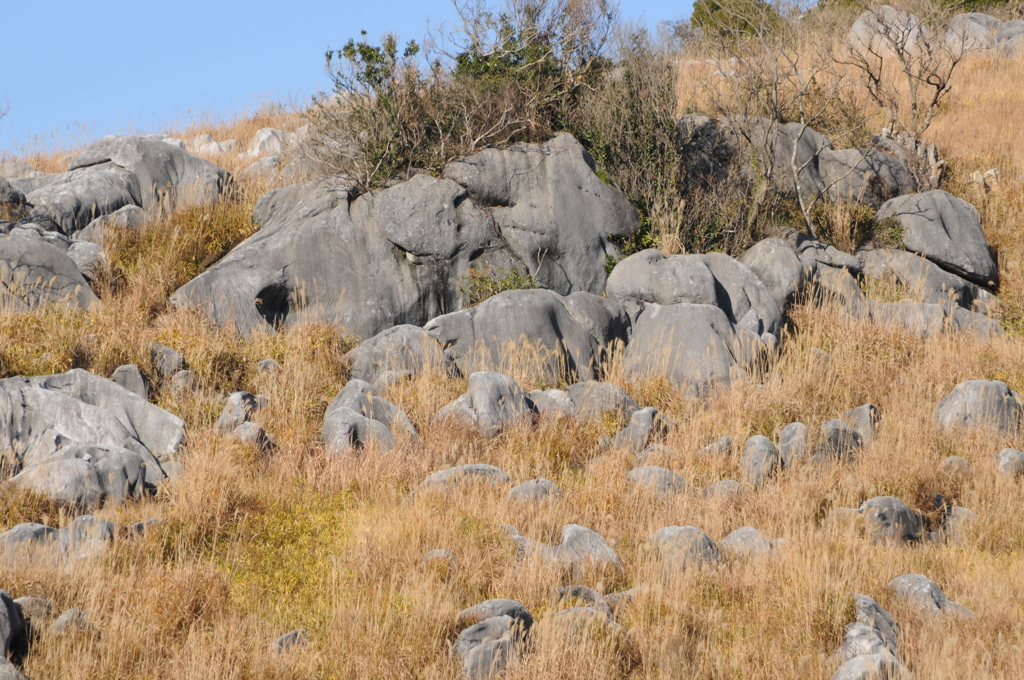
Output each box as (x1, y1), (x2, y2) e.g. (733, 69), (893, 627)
(459, 264), (538, 307)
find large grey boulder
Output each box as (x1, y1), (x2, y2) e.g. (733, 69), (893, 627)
(423, 289), (629, 383)
(456, 616), (519, 680)
(173, 134), (638, 338)
(780, 227), (863, 275)
(859, 496), (923, 544)
(741, 435), (778, 486)
(66, 135), (231, 211)
(435, 373), (534, 437)
(935, 380), (1022, 434)
(607, 249), (782, 338)
(508, 524), (620, 572)
(444, 133), (639, 295)
(216, 391), (266, 433)
(528, 389), (576, 418)
(888, 574), (974, 617)
(0, 231), (98, 310)
(0, 369), (185, 464)
(344, 324), (448, 388)
(111, 365), (148, 400)
(24, 166), (143, 235)
(859, 248), (996, 314)
(875, 190), (997, 286)
(948, 12), (1024, 51)
(623, 303), (769, 396)
(739, 238), (806, 310)
(650, 526), (722, 570)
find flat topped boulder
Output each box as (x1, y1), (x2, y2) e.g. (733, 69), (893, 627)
(888, 574), (974, 618)
(173, 133), (638, 337)
(344, 325), (447, 388)
(414, 464), (511, 495)
(875, 190), (997, 286)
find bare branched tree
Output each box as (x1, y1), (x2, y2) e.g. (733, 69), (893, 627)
(694, 0), (875, 237)
(841, 1), (973, 140)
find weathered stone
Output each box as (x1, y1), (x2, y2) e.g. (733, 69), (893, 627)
(345, 325), (448, 388)
(875, 190), (998, 286)
(739, 238), (807, 311)
(455, 600), (533, 631)
(867, 300), (946, 337)
(435, 373), (534, 437)
(779, 422), (808, 467)
(830, 652), (907, 680)
(719, 526), (771, 559)
(48, 608), (95, 637)
(889, 574), (974, 618)
(860, 496), (923, 543)
(852, 594), (900, 653)
(216, 391), (266, 432)
(623, 303), (770, 396)
(0, 232), (99, 310)
(174, 134), (637, 338)
(257, 358), (280, 374)
(508, 524), (620, 571)
(858, 247), (996, 314)
(232, 422), (274, 453)
(627, 466), (690, 494)
(610, 407), (671, 453)
(415, 464), (511, 495)
(741, 435), (778, 486)
(270, 629), (308, 654)
(704, 479), (742, 498)
(508, 478), (562, 502)
(324, 379), (416, 450)
(812, 265), (868, 317)
(110, 364), (148, 400)
(528, 389), (576, 418)
(425, 289), (629, 383)
(650, 526), (722, 570)
(996, 448), (1024, 477)
(564, 381), (638, 421)
(843, 404), (880, 444)
(941, 455), (972, 475)
(66, 135), (231, 211)
(697, 435), (733, 457)
(150, 343), (185, 378)
(607, 249), (783, 338)
(814, 419), (863, 463)
(935, 380), (1022, 434)
(322, 407), (395, 453)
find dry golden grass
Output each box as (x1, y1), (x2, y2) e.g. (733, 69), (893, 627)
(4, 39), (1024, 680)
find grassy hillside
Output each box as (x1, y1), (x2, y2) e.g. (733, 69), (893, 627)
(3, 26), (1024, 680)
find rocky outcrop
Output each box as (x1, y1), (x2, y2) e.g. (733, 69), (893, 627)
(0, 369), (184, 508)
(173, 133), (639, 338)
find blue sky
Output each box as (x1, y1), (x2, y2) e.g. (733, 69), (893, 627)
(0, 0), (692, 156)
